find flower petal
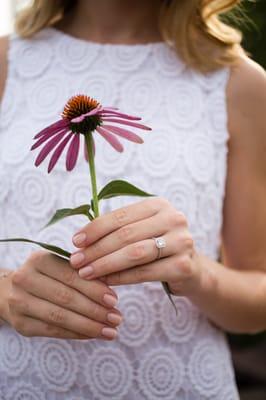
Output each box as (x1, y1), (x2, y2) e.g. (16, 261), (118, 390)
(48, 133), (73, 173)
(35, 131), (68, 167)
(34, 119), (69, 139)
(102, 125), (143, 143)
(100, 109), (141, 121)
(66, 134), (80, 171)
(101, 118), (152, 131)
(71, 106), (102, 123)
(31, 128), (69, 150)
(96, 127), (124, 152)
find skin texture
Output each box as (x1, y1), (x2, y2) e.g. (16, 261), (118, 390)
(0, 0), (266, 337)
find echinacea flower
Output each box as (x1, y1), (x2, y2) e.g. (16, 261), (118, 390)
(31, 94), (151, 173)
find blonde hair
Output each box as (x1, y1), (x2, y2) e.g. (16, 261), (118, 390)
(15, 0), (244, 72)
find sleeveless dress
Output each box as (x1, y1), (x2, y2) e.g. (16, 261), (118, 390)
(0, 28), (239, 400)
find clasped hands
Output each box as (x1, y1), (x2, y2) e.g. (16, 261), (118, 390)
(71, 197), (200, 296)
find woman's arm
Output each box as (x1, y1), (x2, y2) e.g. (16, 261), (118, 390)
(0, 36), (8, 102)
(69, 56), (266, 335)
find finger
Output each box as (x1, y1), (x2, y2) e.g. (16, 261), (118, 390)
(72, 197), (162, 248)
(13, 290), (119, 340)
(34, 253), (119, 308)
(13, 315), (90, 340)
(79, 230), (188, 280)
(17, 269), (122, 326)
(102, 253), (192, 286)
(71, 212), (170, 269)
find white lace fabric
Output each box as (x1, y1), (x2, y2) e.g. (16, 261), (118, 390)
(0, 28), (239, 399)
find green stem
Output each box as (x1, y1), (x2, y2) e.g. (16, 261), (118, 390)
(85, 133), (99, 218)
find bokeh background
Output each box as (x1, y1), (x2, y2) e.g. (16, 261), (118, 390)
(0, 0), (265, 399)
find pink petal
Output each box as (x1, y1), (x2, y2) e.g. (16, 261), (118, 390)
(101, 118), (152, 131)
(66, 134), (80, 171)
(96, 127), (124, 152)
(48, 133), (73, 173)
(71, 106), (102, 123)
(100, 109), (141, 121)
(35, 131), (68, 167)
(31, 128), (69, 150)
(34, 119), (69, 139)
(102, 124), (143, 143)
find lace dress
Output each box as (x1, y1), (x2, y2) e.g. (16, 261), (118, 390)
(0, 28), (239, 399)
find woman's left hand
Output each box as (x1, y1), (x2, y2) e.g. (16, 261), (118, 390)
(70, 198), (201, 296)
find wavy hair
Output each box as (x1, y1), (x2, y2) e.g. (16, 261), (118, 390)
(15, 0), (244, 72)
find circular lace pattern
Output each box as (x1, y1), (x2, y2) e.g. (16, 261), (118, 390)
(37, 224), (73, 254)
(159, 297), (199, 344)
(163, 178), (197, 227)
(35, 339), (78, 392)
(15, 39), (53, 78)
(138, 125), (178, 178)
(120, 72), (161, 119)
(220, 385), (240, 400)
(87, 347), (133, 400)
(191, 68), (229, 92)
(78, 73), (117, 106)
(184, 133), (215, 184)
(188, 339), (223, 397)
(118, 291), (155, 347)
(198, 185), (221, 232)
(61, 172), (98, 208)
(106, 45), (150, 72)
(1, 124), (31, 166)
(13, 168), (56, 220)
(167, 81), (204, 128)
(137, 348), (184, 400)
(0, 170), (10, 202)
(0, 328), (31, 377)
(207, 91), (229, 145)
(56, 34), (100, 73)
(154, 44), (184, 77)
(6, 382), (46, 400)
(27, 75), (70, 121)
(0, 79), (21, 128)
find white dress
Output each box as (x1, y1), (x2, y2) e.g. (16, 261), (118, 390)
(0, 28), (239, 399)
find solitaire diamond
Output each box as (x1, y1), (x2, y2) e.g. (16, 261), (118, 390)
(154, 237), (166, 249)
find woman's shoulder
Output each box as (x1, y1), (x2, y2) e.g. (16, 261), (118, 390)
(0, 36), (9, 103)
(227, 56), (266, 157)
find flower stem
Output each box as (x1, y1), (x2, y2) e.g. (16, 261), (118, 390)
(85, 133), (99, 218)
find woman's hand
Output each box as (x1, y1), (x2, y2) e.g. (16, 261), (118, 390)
(2, 251), (122, 340)
(70, 198), (202, 296)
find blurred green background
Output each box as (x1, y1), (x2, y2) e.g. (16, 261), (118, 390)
(228, 0), (266, 68)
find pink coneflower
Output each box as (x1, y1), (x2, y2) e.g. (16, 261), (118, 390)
(31, 94), (151, 173)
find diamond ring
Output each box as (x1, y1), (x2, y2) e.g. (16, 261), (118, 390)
(152, 237), (166, 260)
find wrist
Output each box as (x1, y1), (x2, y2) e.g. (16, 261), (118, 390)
(0, 270), (13, 324)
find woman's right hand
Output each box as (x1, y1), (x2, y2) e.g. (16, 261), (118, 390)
(2, 251), (122, 340)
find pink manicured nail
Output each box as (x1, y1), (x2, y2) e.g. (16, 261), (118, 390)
(73, 232), (87, 246)
(103, 294), (118, 308)
(70, 252), (85, 266)
(107, 313), (122, 325)
(101, 327), (117, 339)
(79, 265), (94, 278)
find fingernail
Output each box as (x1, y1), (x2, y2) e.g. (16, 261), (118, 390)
(103, 294), (118, 308)
(79, 265), (94, 278)
(73, 232), (87, 246)
(102, 327), (117, 339)
(107, 313), (122, 325)
(70, 252), (85, 266)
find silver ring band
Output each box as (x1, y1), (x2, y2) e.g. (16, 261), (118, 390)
(152, 237), (166, 260)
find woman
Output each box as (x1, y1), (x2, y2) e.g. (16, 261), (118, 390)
(0, 0), (265, 398)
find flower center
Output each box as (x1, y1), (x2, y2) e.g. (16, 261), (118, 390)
(62, 94), (102, 134)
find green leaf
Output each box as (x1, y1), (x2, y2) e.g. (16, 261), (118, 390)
(0, 238), (71, 260)
(44, 204), (91, 228)
(98, 180), (154, 201)
(161, 282), (178, 316)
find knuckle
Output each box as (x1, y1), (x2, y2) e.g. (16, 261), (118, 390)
(90, 302), (102, 320)
(127, 243), (146, 261)
(12, 317), (27, 335)
(91, 240), (104, 258)
(112, 208), (128, 227)
(133, 267), (148, 283)
(117, 225), (133, 244)
(62, 268), (76, 286)
(48, 307), (65, 325)
(176, 256), (192, 277)
(153, 197), (170, 210)
(11, 269), (27, 286)
(54, 287), (73, 306)
(175, 211), (188, 226)
(7, 292), (20, 308)
(27, 250), (46, 265)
